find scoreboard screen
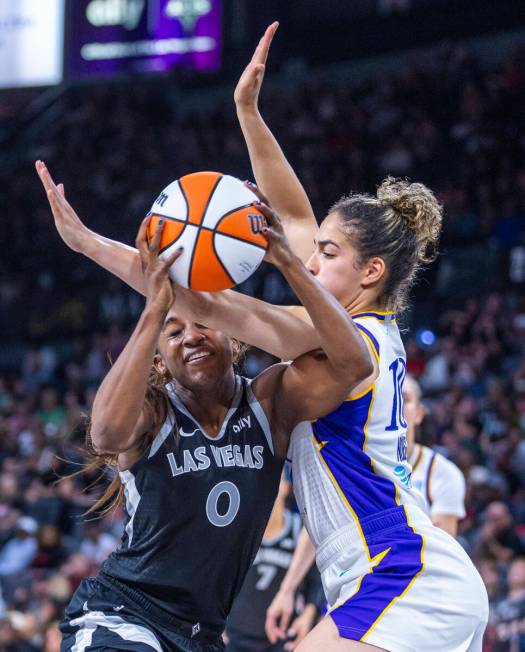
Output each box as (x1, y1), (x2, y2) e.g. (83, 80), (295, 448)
(65, 0), (222, 79)
(0, 0), (65, 89)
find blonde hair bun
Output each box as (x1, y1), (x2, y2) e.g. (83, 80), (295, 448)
(377, 177), (442, 264)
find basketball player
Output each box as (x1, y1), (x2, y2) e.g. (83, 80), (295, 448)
(236, 24), (489, 652)
(225, 471), (323, 652)
(403, 374), (466, 537)
(36, 23), (488, 650)
(57, 204), (374, 651)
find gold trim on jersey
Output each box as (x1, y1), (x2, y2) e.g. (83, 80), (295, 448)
(411, 444), (424, 473)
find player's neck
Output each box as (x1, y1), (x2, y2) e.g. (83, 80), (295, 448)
(174, 373), (237, 437)
(345, 296), (384, 316)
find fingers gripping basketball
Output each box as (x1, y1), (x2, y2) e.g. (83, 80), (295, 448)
(146, 172), (267, 291)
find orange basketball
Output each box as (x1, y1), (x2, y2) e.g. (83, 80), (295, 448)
(146, 172), (268, 291)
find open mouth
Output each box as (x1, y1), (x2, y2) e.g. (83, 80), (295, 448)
(185, 350), (214, 365)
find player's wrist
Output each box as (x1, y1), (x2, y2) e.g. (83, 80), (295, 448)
(75, 227), (96, 256)
(143, 300), (170, 322)
(236, 103), (261, 120)
(279, 579), (297, 595)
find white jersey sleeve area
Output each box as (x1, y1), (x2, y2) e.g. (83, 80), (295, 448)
(429, 453), (466, 519)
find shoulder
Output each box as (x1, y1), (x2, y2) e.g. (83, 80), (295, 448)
(250, 363), (290, 403)
(353, 312), (399, 355)
(433, 452), (465, 486)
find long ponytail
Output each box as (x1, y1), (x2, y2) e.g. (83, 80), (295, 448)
(82, 363), (173, 516)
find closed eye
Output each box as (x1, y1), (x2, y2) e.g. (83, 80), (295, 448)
(167, 330), (182, 339)
(322, 251), (336, 259)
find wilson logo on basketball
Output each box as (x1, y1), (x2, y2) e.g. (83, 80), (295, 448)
(146, 172), (268, 291)
(248, 214), (266, 235)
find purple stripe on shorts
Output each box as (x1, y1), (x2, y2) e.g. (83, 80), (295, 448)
(312, 392), (425, 641)
(330, 526), (424, 640)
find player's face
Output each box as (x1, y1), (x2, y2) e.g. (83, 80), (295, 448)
(157, 312), (234, 390)
(305, 212), (381, 308)
(402, 376), (425, 449)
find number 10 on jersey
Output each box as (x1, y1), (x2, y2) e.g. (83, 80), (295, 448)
(386, 357), (407, 431)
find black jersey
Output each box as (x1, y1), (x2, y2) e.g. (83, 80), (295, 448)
(101, 375), (283, 638)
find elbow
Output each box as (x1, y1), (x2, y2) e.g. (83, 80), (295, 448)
(359, 354), (375, 382)
(340, 350), (374, 388)
(89, 421), (123, 456)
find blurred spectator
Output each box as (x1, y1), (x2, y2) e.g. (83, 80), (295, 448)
(474, 503), (525, 565)
(0, 517), (38, 577)
(79, 521), (117, 565)
(493, 558), (525, 651)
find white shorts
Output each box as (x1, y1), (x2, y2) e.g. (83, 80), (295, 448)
(317, 505), (488, 652)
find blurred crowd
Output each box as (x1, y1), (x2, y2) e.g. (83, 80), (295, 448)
(0, 39), (525, 651)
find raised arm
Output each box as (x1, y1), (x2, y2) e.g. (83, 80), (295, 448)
(90, 222), (181, 459)
(36, 161), (320, 359)
(234, 23), (318, 262)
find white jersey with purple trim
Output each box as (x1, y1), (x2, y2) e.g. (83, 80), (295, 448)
(289, 311), (427, 551)
(287, 312), (488, 651)
(409, 443), (466, 519)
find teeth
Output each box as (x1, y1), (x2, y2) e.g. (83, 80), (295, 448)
(187, 351), (211, 363)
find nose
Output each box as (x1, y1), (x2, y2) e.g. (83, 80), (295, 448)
(306, 251), (319, 275)
(182, 323), (206, 347)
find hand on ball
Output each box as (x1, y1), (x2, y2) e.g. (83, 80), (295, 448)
(245, 183), (295, 269)
(136, 218), (183, 315)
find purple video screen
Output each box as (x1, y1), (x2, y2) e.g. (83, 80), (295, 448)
(66, 0), (221, 79)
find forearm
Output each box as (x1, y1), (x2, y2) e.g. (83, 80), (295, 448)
(281, 527), (316, 594)
(279, 257), (373, 380)
(198, 291), (320, 359)
(237, 106), (317, 261)
(90, 306), (165, 450)
(81, 230), (146, 294)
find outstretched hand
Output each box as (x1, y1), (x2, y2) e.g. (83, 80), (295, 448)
(234, 21), (278, 110)
(35, 160), (89, 253)
(135, 217), (182, 315)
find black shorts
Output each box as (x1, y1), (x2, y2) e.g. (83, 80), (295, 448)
(60, 576), (225, 652)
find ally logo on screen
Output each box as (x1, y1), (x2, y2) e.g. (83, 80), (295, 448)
(86, 0), (212, 31)
(86, 0), (146, 30)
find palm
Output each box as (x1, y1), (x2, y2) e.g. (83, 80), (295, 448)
(36, 161), (88, 253)
(234, 22), (278, 107)
(54, 201), (87, 252)
(234, 64), (264, 106)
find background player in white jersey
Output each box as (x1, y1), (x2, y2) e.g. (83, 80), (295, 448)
(403, 374), (466, 537)
(37, 23), (489, 651)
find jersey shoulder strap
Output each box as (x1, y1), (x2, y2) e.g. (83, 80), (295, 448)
(245, 377), (275, 455)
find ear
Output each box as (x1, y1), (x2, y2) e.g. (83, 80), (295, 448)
(231, 339), (248, 365)
(153, 353), (166, 375)
(361, 256), (386, 288)
(415, 402), (425, 427)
